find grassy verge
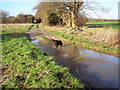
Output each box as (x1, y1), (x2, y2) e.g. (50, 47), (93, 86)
(2, 24), (84, 88)
(40, 24), (119, 57)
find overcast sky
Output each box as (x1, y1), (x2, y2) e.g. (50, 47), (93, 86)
(0, 0), (119, 19)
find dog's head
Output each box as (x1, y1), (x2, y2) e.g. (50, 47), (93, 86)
(51, 38), (55, 41)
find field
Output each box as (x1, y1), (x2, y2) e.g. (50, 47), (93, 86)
(86, 21), (119, 31)
(2, 24), (84, 88)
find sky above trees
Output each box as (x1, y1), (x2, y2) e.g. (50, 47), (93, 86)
(1, 0), (119, 19)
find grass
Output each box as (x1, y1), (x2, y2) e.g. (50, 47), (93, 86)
(86, 21), (119, 24)
(2, 24), (84, 88)
(40, 24), (119, 57)
(34, 24), (39, 32)
(86, 21), (120, 31)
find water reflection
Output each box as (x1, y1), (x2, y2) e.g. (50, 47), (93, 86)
(31, 40), (38, 46)
(31, 35), (119, 88)
(78, 47), (119, 65)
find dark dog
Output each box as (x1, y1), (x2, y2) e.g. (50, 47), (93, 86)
(51, 39), (63, 48)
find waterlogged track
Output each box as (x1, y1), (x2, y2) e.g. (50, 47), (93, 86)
(29, 25), (119, 88)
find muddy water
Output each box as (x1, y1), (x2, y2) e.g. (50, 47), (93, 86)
(30, 25), (119, 88)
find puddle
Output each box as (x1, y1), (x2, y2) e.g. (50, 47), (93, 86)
(30, 26), (119, 88)
(78, 47), (119, 65)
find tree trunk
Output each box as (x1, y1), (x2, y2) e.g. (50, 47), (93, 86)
(70, 13), (72, 28)
(70, 12), (76, 28)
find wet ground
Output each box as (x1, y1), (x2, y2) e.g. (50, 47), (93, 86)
(29, 25), (119, 88)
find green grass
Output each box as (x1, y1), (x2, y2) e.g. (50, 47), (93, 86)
(34, 24), (38, 32)
(40, 24), (119, 57)
(86, 21), (119, 24)
(86, 21), (119, 31)
(2, 24), (84, 88)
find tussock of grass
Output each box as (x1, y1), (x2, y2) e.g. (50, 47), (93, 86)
(2, 24), (84, 88)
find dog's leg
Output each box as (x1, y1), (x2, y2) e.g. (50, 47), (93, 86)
(55, 43), (58, 48)
(56, 45), (58, 48)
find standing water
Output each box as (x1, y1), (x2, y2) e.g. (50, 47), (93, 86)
(30, 25), (119, 88)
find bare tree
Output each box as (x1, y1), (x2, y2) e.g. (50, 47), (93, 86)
(75, 14), (88, 30)
(34, 0), (108, 28)
(0, 10), (9, 23)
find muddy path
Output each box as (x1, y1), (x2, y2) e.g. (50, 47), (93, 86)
(28, 24), (119, 88)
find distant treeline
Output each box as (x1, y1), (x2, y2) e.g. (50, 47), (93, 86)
(89, 18), (120, 22)
(2, 14), (35, 23)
